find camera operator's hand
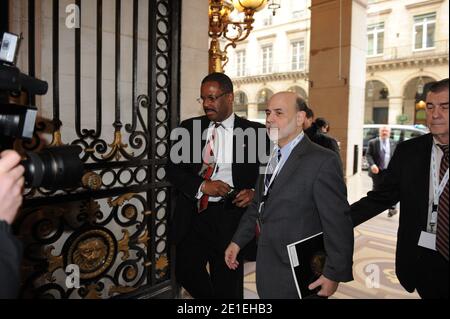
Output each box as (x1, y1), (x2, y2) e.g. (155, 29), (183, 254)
(0, 150), (25, 225)
(232, 189), (255, 208)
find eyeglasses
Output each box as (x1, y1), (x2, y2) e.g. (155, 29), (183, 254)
(426, 102), (449, 111)
(196, 92), (230, 105)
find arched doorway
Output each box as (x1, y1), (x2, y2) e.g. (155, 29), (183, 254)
(365, 80), (389, 124)
(287, 85), (308, 101)
(257, 88), (274, 120)
(234, 91), (249, 119)
(403, 76), (436, 125)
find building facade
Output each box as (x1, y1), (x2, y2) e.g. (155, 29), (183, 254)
(226, 0), (449, 126)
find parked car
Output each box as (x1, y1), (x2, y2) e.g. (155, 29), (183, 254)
(362, 124), (429, 170)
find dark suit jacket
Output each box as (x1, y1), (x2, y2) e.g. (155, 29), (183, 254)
(232, 136), (354, 298)
(305, 125), (340, 155)
(167, 115), (268, 245)
(351, 133), (434, 293)
(366, 137), (397, 178)
(0, 223), (22, 299)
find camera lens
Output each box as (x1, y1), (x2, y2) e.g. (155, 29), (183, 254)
(0, 113), (21, 137)
(21, 145), (83, 189)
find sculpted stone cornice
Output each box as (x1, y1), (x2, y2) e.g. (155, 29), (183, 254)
(367, 55), (448, 71)
(232, 71), (309, 85)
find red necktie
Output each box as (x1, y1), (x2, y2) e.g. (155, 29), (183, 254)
(198, 124), (219, 212)
(436, 144), (449, 261)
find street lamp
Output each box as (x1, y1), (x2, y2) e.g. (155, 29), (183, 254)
(208, 0), (268, 73)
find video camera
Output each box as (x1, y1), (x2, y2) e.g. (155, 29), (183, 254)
(0, 32), (83, 190)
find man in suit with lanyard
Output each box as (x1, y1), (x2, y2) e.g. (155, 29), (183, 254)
(167, 72), (267, 299)
(225, 92), (354, 299)
(366, 126), (398, 217)
(351, 78), (449, 298)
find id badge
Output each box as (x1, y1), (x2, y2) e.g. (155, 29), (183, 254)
(418, 231), (436, 251)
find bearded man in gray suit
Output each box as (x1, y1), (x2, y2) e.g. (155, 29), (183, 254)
(225, 92), (354, 299)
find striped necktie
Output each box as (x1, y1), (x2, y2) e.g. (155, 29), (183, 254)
(198, 123), (221, 212)
(379, 139), (386, 169)
(265, 148), (281, 190)
(436, 144), (449, 261)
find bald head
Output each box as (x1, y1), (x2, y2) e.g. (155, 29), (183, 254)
(269, 92), (309, 112)
(265, 91), (307, 147)
(269, 92), (298, 110)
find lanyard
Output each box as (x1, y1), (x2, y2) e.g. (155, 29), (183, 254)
(263, 132), (304, 195)
(430, 145), (449, 227)
(263, 148), (282, 196)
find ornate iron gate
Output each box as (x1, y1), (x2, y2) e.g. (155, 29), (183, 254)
(10, 0), (180, 299)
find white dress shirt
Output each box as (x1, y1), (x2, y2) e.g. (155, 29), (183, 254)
(426, 138), (446, 233)
(197, 113), (235, 202)
(380, 137), (391, 169)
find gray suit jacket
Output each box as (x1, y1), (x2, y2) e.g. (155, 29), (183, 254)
(232, 135), (354, 299)
(366, 137), (397, 178)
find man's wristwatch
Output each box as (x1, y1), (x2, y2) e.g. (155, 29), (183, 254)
(0, 220), (12, 233)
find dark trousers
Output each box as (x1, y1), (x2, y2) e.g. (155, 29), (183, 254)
(175, 203), (244, 299)
(415, 248), (449, 299)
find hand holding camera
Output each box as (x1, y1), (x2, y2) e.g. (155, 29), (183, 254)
(0, 32), (83, 190)
(0, 150), (24, 225)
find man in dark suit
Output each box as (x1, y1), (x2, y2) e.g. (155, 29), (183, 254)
(351, 78), (449, 299)
(0, 150), (24, 299)
(225, 92), (354, 299)
(305, 117), (341, 156)
(366, 125), (398, 217)
(167, 72), (267, 299)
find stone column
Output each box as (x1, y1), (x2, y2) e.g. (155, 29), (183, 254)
(309, 0), (367, 178)
(388, 96), (403, 124)
(180, 0), (209, 121)
(247, 103), (259, 120)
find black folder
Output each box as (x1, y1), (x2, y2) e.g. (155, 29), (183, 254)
(287, 232), (326, 299)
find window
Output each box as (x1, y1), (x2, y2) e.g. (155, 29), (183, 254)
(292, 11), (303, 19)
(291, 40), (305, 71)
(404, 129), (423, 141)
(367, 22), (384, 56)
(261, 45), (273, 74)
(291, 0), (306, 19)
(236, 50), (246, 77)
(263, 13), (272, 26)
(413, 13), (436, 50)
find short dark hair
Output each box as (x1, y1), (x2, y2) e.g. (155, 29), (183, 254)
(201, 72), (234, 93)
(315, 117), (329, 129)
(428, 78), (449, 94)
(295, 96), (308, 112)
(305, 107), (314, 119)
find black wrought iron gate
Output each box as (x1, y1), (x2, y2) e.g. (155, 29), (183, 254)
(7, 0), (180, 299)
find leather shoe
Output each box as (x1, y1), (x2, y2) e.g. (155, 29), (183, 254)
(388, 209), (398, 217)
